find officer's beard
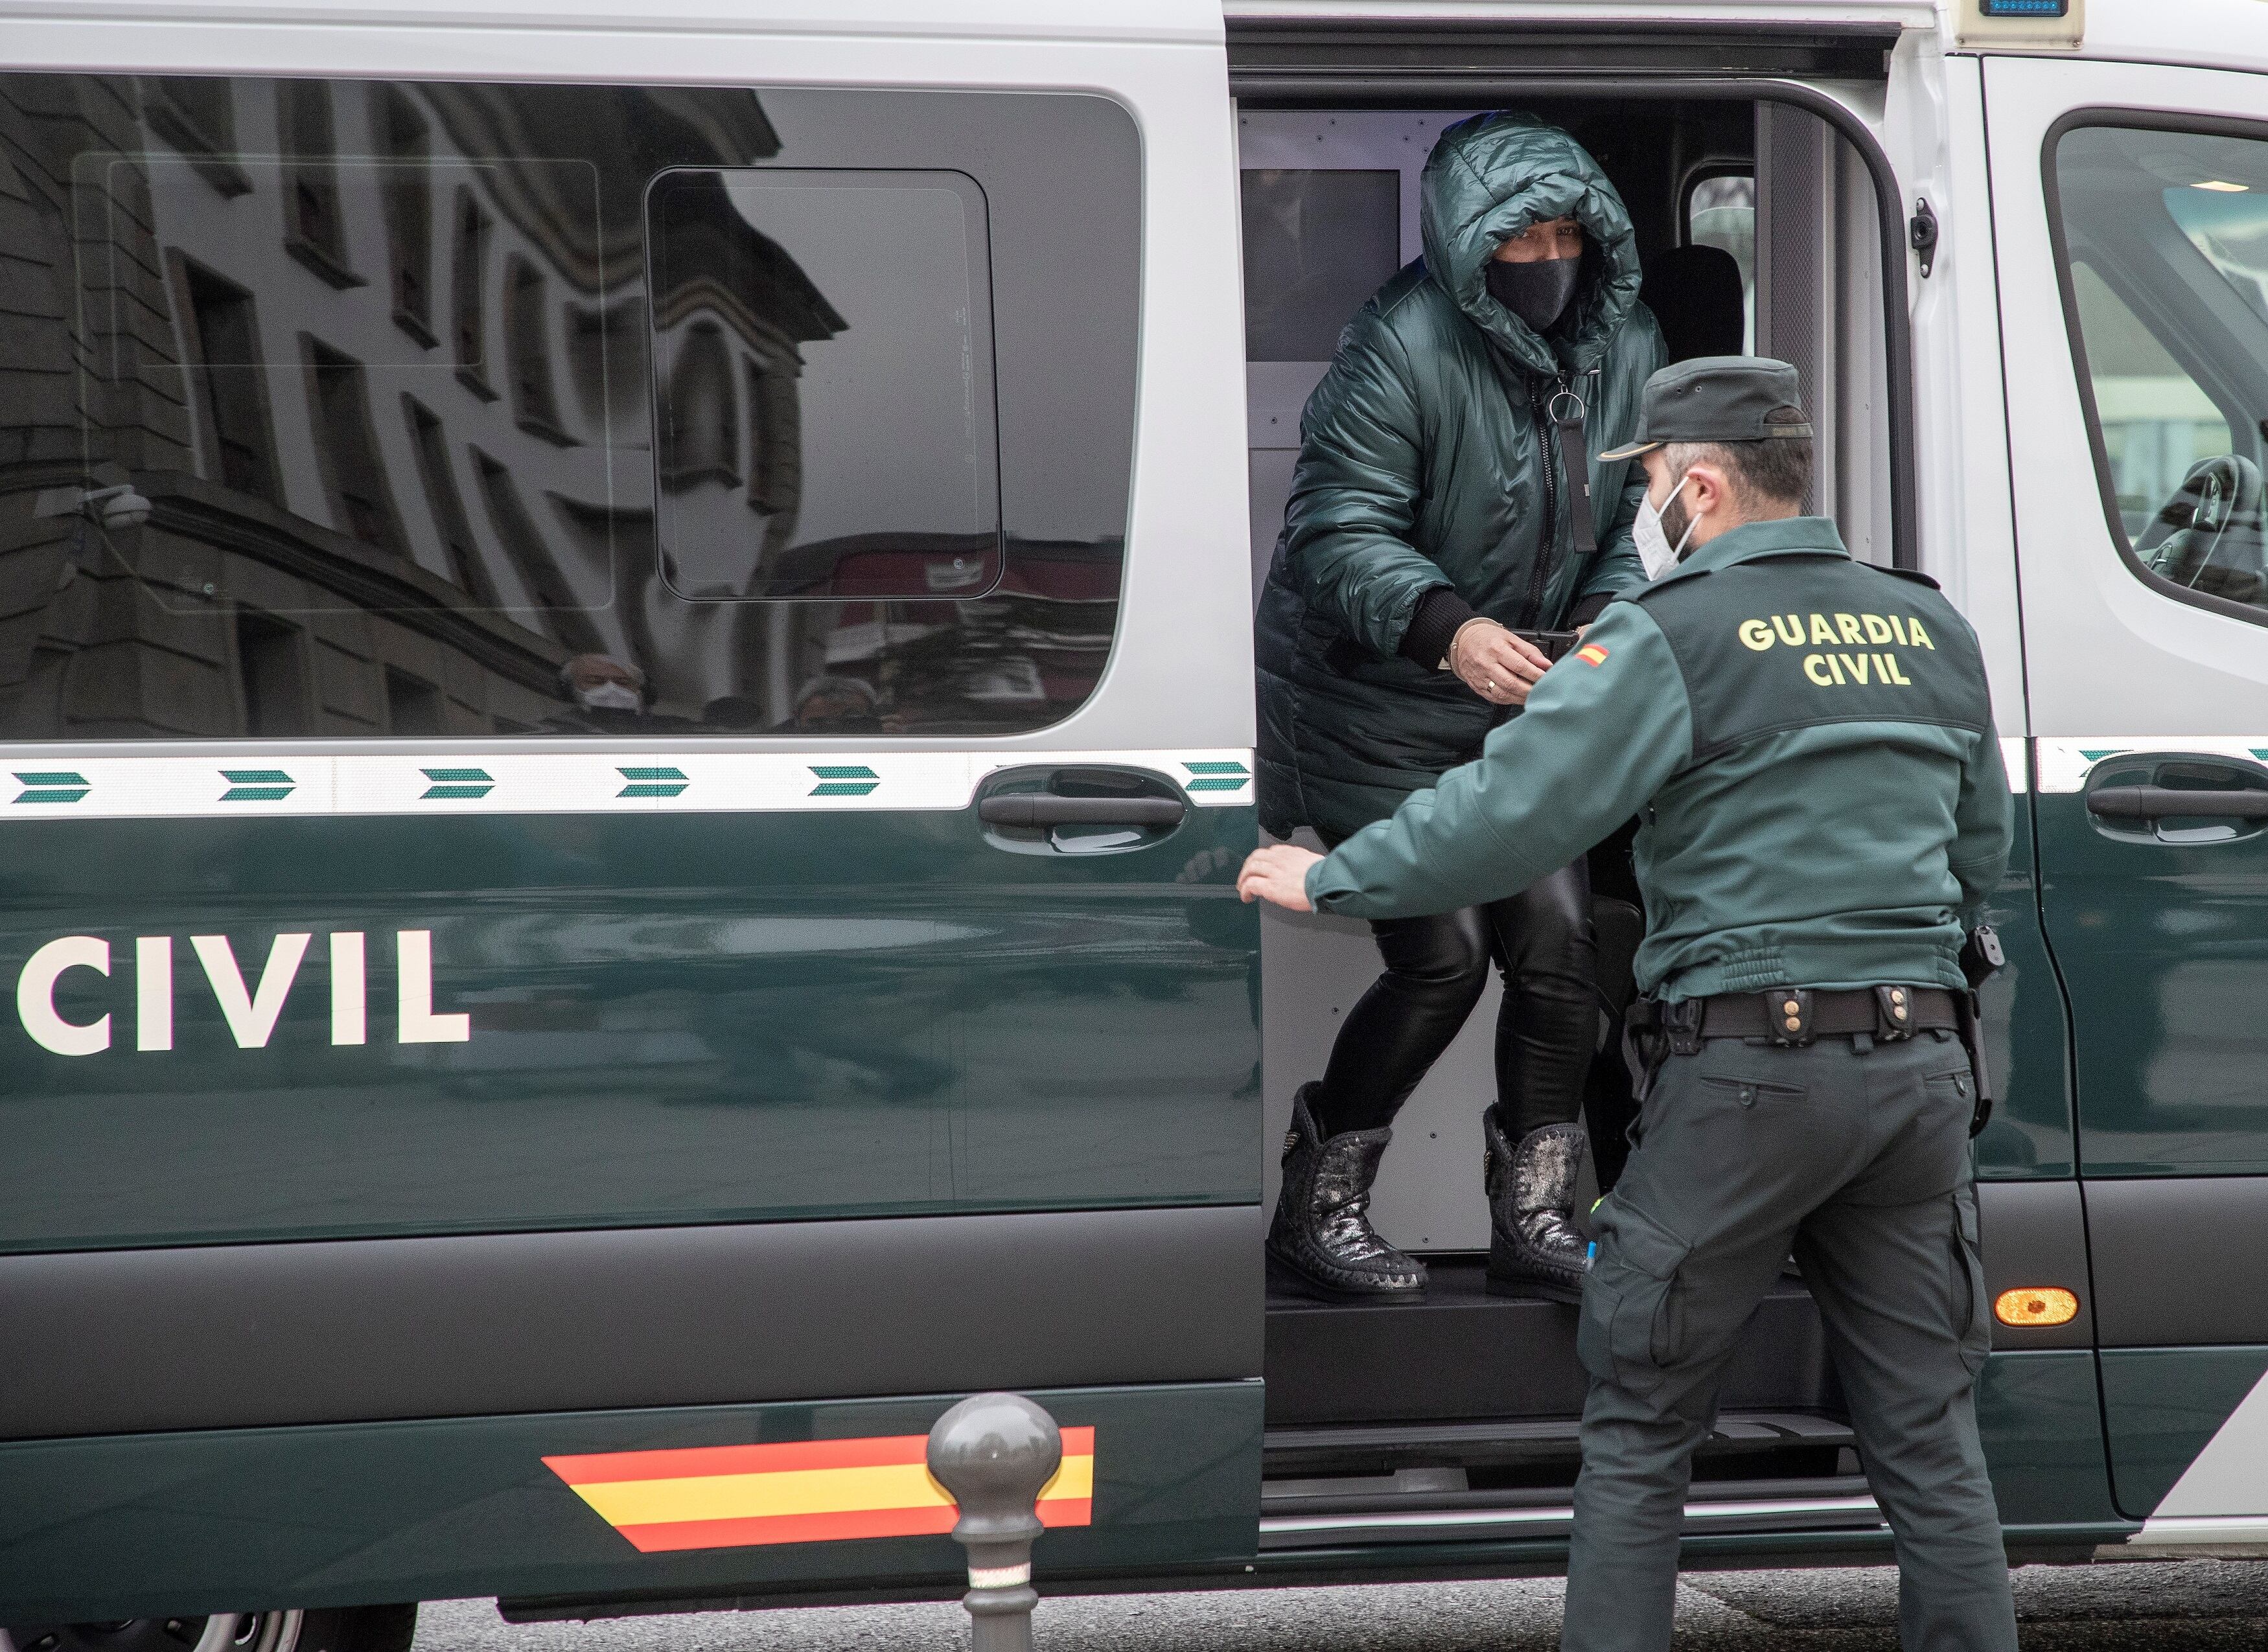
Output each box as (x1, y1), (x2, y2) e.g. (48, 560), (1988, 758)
(1659, 491), (1696, 561)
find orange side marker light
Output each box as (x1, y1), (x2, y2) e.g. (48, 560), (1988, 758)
(1994, 1287), (2079, 1327)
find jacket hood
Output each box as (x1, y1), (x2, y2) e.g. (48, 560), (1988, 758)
(1418, 112), (1643, 377)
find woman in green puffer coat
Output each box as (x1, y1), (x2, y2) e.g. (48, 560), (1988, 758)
(1255, 113), (1666, 1303)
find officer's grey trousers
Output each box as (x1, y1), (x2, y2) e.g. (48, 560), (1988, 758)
(1560, 1029), (2018, 1652)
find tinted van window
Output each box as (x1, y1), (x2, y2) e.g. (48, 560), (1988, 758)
(650, 168), (1001, 603)
(1240, 168), (1399, 363)
(0, 77), (1135, 739)
(2054, 122), (2268, 619)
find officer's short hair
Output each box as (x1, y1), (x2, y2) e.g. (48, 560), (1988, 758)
(1663, 406), (1813, 510)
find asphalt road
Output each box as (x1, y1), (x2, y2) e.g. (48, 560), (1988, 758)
(415, 1559), (2268, 1650)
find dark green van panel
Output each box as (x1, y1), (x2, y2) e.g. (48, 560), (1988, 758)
(1974, 1350), (2120, 1528)
(2035, 775), (2268, 1175)
(0, 1380), (1262, 1621)
(0, 807), (1259, 1250)
(1974, 801), (2074, 1180)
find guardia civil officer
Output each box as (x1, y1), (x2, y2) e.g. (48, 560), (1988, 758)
(1240, 357), (2019, 1652)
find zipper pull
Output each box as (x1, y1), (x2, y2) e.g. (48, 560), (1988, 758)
(1547, 376), (1587, 431)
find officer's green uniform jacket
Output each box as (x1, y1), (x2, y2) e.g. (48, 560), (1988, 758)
(1255, 113), (1669, 843)
(1304, 517), (2015, 1000)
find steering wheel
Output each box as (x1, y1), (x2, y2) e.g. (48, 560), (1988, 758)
(2140, 454), (2266, 602)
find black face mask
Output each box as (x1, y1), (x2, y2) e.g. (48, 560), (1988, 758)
(1485, 255), (1581, 334)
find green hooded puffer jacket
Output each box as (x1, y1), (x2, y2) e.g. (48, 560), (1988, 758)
(1255, 113), (1668, 844)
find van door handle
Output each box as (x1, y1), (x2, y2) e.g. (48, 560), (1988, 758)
(978, 795), (1187, 828)
(2087, 786), (2268, 820)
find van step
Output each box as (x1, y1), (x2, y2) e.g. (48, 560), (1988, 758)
(1264, 1414), (1858, 1508)
(1258, 1477), (1882, 1550)
(1265, 1256), (1834, 1427)
(1266, 1410), (1855, 1478)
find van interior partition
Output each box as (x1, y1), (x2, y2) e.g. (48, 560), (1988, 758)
(1238, 85), (1901, 1537)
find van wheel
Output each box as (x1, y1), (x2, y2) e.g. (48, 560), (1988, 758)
(1, 1607), (415, 1652)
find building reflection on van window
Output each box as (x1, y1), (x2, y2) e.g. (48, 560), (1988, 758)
(279, 81), (358, 288)
(2055, 124), (2268, 615)
(0, 76), (1136, 740)
(376, 87), (435, 345)
(647, 168), (1002, 604)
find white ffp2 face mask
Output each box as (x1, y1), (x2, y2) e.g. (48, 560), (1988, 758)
(1634, 474), (1697, 580)
(575, 682), (642, 713)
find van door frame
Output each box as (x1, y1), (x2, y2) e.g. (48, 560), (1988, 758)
(1225, 29), (2126, 1564)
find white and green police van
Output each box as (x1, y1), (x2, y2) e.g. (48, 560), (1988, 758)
(1, 0), (2266, 1638)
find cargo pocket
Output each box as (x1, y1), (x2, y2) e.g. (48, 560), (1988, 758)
(1950, 1184), (1990, 1375)
(1577, 1198), (1695, 1395)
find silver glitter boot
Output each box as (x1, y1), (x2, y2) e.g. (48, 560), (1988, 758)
(1267, 1084), (1427, 1298)
(1485, 1111), (1591, 1303)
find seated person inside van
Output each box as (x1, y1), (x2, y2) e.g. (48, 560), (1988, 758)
(1254, 112), (1665, 1304)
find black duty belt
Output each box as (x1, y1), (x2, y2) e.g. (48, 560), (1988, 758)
(1625, 986), (1988, 1134)
(1632, 986), (1958, 1050)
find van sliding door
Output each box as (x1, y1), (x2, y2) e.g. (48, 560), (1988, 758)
(0, 41), (1260, 1616)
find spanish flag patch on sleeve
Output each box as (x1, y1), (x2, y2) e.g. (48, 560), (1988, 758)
(1575, 643), (1610, 667)
(544, 1428), (1096, 1553)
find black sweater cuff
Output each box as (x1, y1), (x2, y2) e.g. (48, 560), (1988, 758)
(1400, 586), (1478, 668)
(1566, 591), (1614, 627)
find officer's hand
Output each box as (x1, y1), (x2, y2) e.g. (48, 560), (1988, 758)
(1238, 845), (1321, 912)
(1450, 620), (1550, 706)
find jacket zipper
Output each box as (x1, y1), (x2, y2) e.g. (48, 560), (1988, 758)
(1519, 374), (1566, 629)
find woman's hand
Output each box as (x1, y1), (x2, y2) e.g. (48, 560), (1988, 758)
(1238, 845), (1323, 912)
(1449, 619), (1551, 706)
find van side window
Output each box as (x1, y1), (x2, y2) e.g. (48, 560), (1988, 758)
(2052, 122), (2268, 619)
(1240, 168), (1400, 363)
(0, 76), (1137, 739)
(1683, 174), (1755, 354)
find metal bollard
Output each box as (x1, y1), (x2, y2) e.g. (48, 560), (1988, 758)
(925, 1392), (1063, 1652)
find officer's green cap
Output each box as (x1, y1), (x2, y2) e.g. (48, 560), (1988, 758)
(1598, 355), (1813, 461)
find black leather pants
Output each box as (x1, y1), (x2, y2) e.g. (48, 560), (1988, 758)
(1313, 860), (1597, 1140)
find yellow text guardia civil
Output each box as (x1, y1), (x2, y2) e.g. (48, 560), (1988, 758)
(1737, 611), (1938, 689)
(1739, 612), (1938, 653)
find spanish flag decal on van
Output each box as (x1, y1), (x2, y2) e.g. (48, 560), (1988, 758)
(1575, 643), (1610, 667)
(544, 1428), (1096, 1552)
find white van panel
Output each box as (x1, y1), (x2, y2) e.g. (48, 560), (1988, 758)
(1904, 53), (2030, 729)
(0, 0), (1223, 46)
(2069, 0), (2268, 78)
